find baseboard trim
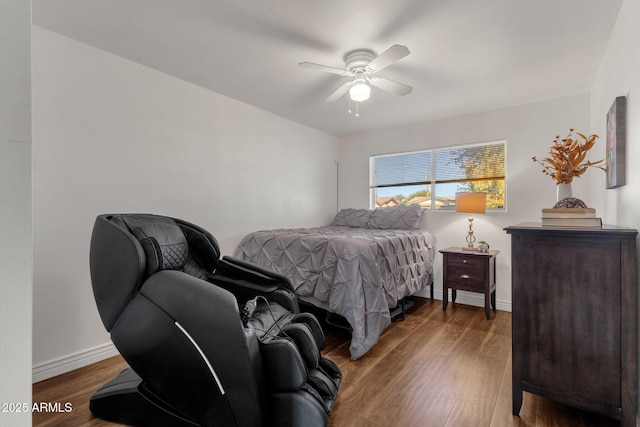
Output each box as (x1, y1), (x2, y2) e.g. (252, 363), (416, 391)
(415, 287), (512, 312)
(33, 341), (119, 383)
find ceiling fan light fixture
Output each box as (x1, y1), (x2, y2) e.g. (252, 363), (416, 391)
(350, 81), (370, 102)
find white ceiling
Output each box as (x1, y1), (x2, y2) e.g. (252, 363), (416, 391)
(32, 0), (623, 137)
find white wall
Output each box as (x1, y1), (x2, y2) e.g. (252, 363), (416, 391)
(590, 0), (640, 230)
(589, 0), (640, 424)
(31, 27), (338, 381)
(0, 0), (32, 425)
(337, 94), (593, 310)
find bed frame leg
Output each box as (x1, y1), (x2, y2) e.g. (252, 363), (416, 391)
(391, 297), (414, 322)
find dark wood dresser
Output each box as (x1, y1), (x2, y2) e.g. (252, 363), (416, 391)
(504, 223), (637, 426)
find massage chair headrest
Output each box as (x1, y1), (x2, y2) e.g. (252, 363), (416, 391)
(90, 213), (221, 331)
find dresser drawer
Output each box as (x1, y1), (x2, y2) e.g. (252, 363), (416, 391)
(445, 253), (487, 292)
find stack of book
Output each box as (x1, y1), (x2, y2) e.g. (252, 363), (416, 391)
(541, 207), (602, 228)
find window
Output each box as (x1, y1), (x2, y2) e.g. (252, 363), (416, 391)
(370, 141), (506, 210)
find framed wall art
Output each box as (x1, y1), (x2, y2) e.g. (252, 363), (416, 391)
(606, 95), (627, 189)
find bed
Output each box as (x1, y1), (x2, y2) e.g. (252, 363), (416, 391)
(233, 205), (435, 360)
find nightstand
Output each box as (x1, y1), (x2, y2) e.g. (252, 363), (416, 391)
(440, 247), (499, 319)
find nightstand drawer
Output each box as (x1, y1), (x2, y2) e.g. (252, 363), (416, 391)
(446, 253), (486, 271)
(447, 275), (485, 292)
(446, 254), (486, 291)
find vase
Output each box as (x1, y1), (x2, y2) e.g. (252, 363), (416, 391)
(556, 182), (573, 201)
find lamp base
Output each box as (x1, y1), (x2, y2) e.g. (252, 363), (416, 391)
(461, 246), (479, 251)
(464, 216), (477, 251)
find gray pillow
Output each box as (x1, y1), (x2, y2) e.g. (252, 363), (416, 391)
(367, 204), (423, 229)
(331, 208), (372, 228)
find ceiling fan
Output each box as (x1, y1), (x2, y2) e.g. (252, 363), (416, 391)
(299, 44), (413, 103)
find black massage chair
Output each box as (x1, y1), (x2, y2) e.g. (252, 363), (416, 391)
(88, 214), (341, 427)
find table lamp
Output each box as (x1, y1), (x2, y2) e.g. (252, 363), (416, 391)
(455, 192), (487, 250)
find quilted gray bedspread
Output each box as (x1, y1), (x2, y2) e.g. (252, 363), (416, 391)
(233, 226), (435, 359)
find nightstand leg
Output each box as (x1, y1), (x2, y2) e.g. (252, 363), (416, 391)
(485, 291), (491, 319)
(443, 287), (448, 311)
(452, 289), (457, 303)
(491, 290), (496, 311)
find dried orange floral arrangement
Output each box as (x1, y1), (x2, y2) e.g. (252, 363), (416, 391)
(532, 129), (606, 184)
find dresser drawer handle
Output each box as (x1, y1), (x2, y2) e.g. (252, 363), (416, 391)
(463, 259), (467, 264)
(460, 274), (470, 279)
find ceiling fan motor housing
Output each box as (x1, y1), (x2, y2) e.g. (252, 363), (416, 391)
(343, 49), (376, 74)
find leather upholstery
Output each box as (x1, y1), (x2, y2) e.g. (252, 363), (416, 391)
(89, 213), (340, 427)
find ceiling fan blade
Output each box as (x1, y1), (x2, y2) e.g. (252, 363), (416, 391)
(369, 77), (413, 96)
(325, 81), (352, 102)
(367, 44), (410, 72)
(299, 62), (348, 76)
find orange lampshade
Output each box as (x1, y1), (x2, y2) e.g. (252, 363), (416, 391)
(455, 192), (487, 214)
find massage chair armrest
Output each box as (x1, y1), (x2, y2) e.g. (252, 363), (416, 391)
(219, 256), (295, 292)
(208, 256), (299, 313)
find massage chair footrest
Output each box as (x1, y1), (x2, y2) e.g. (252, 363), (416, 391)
(268, 388), (329, 427)
(308, 358), (342, 414)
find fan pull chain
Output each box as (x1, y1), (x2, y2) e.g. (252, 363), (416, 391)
(347, 99), (361, 117)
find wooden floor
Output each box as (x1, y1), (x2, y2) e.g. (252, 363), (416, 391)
(33, 298), (620, 427)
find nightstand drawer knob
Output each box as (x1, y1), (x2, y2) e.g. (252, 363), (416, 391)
(460, 274), (470, 279)
(463, 259), (467, 264)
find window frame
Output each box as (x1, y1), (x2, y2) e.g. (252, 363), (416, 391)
(369, 140), (507, 211)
